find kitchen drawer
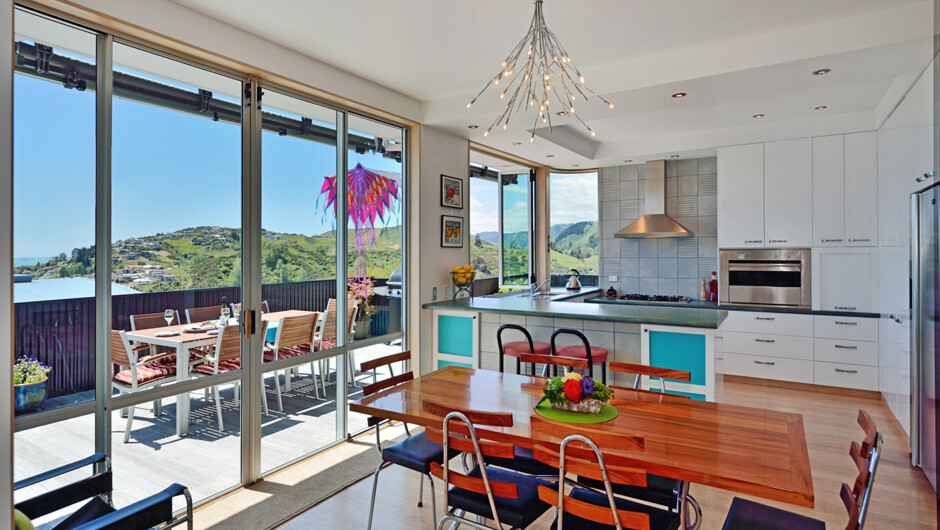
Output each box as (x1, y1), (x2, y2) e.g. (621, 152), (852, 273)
(814, 315), (878, 342)
(720, 311), (814, 336)
(814, 362), (878, 391)
(814, 338), (878, 366)
(722, 331), (814, 360)
(723, 352), (814, 384)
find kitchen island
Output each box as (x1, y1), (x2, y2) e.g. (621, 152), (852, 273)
(423, 294), (727, 400)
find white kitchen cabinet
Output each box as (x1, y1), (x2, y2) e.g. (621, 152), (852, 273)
(844, 132), (878, 246)
(764, 139), (813, 248)
(718, 144), (764, 248)
(812, 135), (845, 246)
(812, 248), (877, 313)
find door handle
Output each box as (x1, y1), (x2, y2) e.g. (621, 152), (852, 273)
(821, 239), (843, 243)
(848, 239), (870, 243)
(755, 316), (775, 321)
(916, 171), (935, 182)
(744, 240), (762, 244)
(834, 307), (857, 311)
(768, 239), (788, 243)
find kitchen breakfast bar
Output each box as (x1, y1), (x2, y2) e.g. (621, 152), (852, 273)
(423, 293), (728, 401)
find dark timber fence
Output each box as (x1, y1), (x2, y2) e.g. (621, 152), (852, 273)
(13, 278), (405, 402)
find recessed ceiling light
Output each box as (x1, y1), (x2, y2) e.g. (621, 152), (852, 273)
(753, 113), (764, 118)
(814, 105), (827, 111)
(670, 154), (680, 158)
(813, 68), (831, 76)
(671, 92), (687, 98)
(556, 111), (567, 116)
(624, 159), (632, 163)
(512, 142), (522, 146)
(468, 125), (479, 129)
(546, 154), (555, 158)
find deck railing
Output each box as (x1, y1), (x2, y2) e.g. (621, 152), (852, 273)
(14, 278), (400, 402)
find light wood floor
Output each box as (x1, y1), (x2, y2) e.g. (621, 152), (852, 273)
(280, 380), (937, 529)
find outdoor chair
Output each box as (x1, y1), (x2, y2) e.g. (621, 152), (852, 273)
(111, 330), (178, 443)
(14, 452), (193, 530)
(314, 296), (358, 385)
(185, 305), (223, 324)
(263, 313), (322, 406)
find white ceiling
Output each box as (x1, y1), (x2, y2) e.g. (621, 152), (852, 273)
(173, 0), (934, 168)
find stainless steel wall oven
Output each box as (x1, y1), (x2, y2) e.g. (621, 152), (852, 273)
(719, 248), (811, 307)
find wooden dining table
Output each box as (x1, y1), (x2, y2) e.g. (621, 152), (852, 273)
(351, 364), (814, 524)
(123, 309), (319, 436)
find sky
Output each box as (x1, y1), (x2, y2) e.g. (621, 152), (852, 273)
(13, 62), (402, 258)
(469, 171), (598, 236)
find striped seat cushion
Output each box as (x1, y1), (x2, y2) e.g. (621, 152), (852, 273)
(555, 345), (609, 364)
(192, 359), (241, 375)
(154, 350), (205, 366)
(314, 339), (337, 351)
(113, 363), (176, 386)
(263, 345), (311, 362)
(502, 341), (551, 357)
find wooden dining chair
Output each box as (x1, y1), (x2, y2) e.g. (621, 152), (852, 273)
(263, 313), (321, 408)
(722, 409), (883, 530)
(111, 330), (178, 443)
(609, 362), (691, 394)
(426, 407), (552, 530)
(191, 322), (270, 430)
(531, 434), (681, 530)
(364, 352), (456, 530)
(185, 305), (222, 324)
(260, 300), (270, 313)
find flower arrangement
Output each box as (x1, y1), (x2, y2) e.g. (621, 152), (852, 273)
(13, 357), (51, 385)
(233, 302), (241, 315)
(348, 277), (378, 320)
(542, 372), (614, 413)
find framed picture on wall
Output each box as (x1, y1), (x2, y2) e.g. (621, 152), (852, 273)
(441, 174), (463, 209)
(441, 215), (464, 248)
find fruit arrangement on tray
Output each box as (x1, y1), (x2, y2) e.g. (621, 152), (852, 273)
(542, 372), (614, 413)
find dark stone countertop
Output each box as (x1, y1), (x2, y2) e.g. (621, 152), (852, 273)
(585, 297), (881, 319)
(422, 295), (727, 329)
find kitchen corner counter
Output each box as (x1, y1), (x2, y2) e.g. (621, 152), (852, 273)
(423, 296), (727, 329)
(586, 297), (880, 319)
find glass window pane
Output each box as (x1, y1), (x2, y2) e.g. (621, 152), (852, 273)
(500, 173), (530, 285)
(109, 42), (243, 504)
(345, 114), (404, 345)
(549, 172), (598, 286)
(13, 9), (98, 417)
(260, 89), (342, 471)
(469, 172), (498, 279)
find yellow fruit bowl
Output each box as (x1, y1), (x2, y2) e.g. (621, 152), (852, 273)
(451, 270), (476, 286)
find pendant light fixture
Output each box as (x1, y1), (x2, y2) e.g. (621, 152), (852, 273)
(466, 0), (613, 142)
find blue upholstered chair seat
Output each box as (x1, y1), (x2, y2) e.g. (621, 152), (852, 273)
(381, 432), (453, 474)
(486, 446), (559, 476)
(722, 497), (825, 530)
(446, 465), (551, 529)
(548, 487), (681, 530)
(576, 472), (682, 509)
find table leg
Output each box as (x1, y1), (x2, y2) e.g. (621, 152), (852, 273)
(176, 344), (189, 436)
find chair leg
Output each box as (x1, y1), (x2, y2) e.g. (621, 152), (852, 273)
(214, 386), (224, 431)
(154, 398), (162, 416)
(366, 462), (383, 530)
(123, 405), (135, 443)
(261, 375), (269, 416)
(418, 472), (424, 507)
(425, 473), (437, 530)
(602, 363), (607, 385)
(310, 362), (320, 399)
(234, 382), (240, 405)
(274, 371), (284, 412)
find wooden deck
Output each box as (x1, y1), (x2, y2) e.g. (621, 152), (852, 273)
(13, 343), (402, 514)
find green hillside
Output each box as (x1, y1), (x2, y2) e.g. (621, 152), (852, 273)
(470, 221), (598, 279)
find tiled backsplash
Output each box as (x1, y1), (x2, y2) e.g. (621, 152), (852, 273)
(597, 157), (718, 298)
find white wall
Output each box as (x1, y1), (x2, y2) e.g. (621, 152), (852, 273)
(61, 0), (422, 121)
(417, 126), (468, 373)
(1, 0), (13, 524)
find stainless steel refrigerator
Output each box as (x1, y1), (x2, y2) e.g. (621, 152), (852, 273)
(911, 182), (938, 491)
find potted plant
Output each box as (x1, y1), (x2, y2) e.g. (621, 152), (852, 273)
(348, 276), (378, 340)
(13, 357), (51, 414)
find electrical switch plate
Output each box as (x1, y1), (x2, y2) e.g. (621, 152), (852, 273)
(608, 275), (618, 282)
(432, 286), (438, 300)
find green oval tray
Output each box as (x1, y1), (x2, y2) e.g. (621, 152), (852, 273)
(534, 397), (619, 424)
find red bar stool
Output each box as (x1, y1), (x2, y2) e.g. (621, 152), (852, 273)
(550, 328), (609, 384)
(497, 324), (551, 374)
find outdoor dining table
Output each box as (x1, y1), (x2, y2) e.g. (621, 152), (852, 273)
(123, 309), (319, 436)
(350, 364), (814, 528)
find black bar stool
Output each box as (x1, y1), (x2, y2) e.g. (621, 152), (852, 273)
(550, 328), (608, 384)
(496, 324), (551, 374)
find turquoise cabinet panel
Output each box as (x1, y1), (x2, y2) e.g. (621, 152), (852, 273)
(438, 360), (473, 370)
(438, 315), (474, 357)
(649, 330), (706, 385)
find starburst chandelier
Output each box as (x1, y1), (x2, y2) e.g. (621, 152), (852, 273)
(466, 0), (614, 142)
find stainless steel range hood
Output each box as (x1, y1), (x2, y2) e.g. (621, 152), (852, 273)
(614, 160), (693, 238)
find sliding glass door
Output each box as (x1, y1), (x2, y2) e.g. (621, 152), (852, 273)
(10, 4), (409, 513)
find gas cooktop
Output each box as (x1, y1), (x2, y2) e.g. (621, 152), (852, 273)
(617, 293), (693, 304)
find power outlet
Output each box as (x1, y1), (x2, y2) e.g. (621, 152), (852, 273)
(608, 275), (618, 282)
(432, 286), (438, 300)
(442, 284), (450, 299)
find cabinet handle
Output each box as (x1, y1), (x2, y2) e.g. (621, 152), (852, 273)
(716, 357), (724, 360)
(755, 360), (776, 366)
(835, 368), (858, 374)
(821, 238), (843, 243)
(848, 238), (871, 243)
(916, 171), (935, 182)
(834, 320), (858, 325)
(768, 239), (788, 243)
(744, 240), (762, 244)
(834, 307), (857, 311)
(835, 344), (858, 350)
(755, 338), (775, 343)
(754, 316), (775, 321)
